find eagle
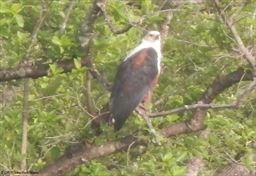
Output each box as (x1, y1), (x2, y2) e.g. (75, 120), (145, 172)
(110, 31), (161, 131)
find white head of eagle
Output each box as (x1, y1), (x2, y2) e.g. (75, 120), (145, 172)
(110, 31), (161, 130)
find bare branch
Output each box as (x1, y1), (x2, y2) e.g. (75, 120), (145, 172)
(149, 103), (237, 118)
(85, 56), (111, 89)
(20, 80), (29, 171)
(84, 70), (98, 115)
(59, 0), (78, 34)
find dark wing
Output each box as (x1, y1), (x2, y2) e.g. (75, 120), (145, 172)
(110, 47), (158, 130)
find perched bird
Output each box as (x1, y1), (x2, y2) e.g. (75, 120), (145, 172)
(110, 31), (161, 131)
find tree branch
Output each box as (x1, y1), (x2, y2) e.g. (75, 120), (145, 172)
(38, 69), (253, 175)
(20, 79), (29, 171)
(39, 136), (140, 176)
(0, 58), (110, 87)
(159, 69), (253, 137)
(59, 0), (78, 34)
(149, 103), (237, 118)
(150, 69), (253, 118)
(20, 1), (49, 171)
(79, 0), (111, 89)
(0, 0), (110, 89)
(200, 69), (253, 103)
(84, 70), (98, 115)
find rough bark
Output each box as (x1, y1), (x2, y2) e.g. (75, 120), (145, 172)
(216, 163), (255, 176)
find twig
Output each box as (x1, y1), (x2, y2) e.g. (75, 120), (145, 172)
(235, 78), (256, 106)
(86, 58), (111, 89)
(60, 0), (78, 34)
(126, 141), (136, 166)
(136, 107), (159, 142)
(249, 8), (256, 38)
(223, 151), (240, 164)
(84, 70), (98, 116)
(149, 103), (237, 118)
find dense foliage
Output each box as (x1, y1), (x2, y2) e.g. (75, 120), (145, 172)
(0, 0), (255, 175)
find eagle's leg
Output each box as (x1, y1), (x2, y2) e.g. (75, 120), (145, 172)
(137, 105), (160, 144)
(138, 90), (161, 144)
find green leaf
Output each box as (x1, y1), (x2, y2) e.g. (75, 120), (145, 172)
(74, 58), (82, 69)
(15, 14), (24, 27)
(52, 36), (62, 46)
(166, 114), (180, 122)
(10, 3), (23, 14)
(49, 63), (64, 75)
